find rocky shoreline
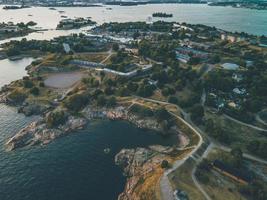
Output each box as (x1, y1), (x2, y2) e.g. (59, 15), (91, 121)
(5, 104), (174, 151)
(4, 103), (182, 200)
(83, 105), (163, 131)
(5, 115), (87, 151)
(115, 145), (178, 200)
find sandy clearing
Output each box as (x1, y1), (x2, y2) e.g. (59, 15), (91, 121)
(44, 71), (84, 89)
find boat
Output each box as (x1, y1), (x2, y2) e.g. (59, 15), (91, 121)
(104, 148), (111, 154)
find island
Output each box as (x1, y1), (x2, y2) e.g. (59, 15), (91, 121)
(3, 5), (30, 10)
(0, 20), (267, 200)
(209, 1), (267, 10)
(0, 21), (38, 40)
(56, 17), (96, 30)
(152, 12), (173, 18)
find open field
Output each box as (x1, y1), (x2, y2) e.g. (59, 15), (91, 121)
(168, 158), (205, 200)
(205, 111), (267, 151)
(73, 53), (109, 63)
(200, 169), (246, 200)
(44, 71), (84, 89)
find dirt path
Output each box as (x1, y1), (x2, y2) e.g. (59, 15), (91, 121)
(223, 114), (267, 132)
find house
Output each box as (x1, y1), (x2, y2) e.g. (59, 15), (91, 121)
(221, 63), (239, 70)
(70, 60), (106, 68)
(174, 189), (189, 200)
(221, 33), (245, 43)
(63, 43), (71, 53)
(233, 88), (246, 95)
(148, 79), (158, 86)
(172, 23), (193, 32)
(228, 101), (238, 109)
(232, 73), (243, 82)
(245, 60), (253, 67)
(180, 40), (211, 50)
(176, 52), (190, 63)
(212, 160), (252, 184)
(175, 46), (209, 63)
(259, 37), (267, 48)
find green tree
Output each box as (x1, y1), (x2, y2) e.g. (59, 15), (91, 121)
(30, 87), (39, 96)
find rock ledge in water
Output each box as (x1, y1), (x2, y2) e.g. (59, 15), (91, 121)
(5, 116), (87, 151)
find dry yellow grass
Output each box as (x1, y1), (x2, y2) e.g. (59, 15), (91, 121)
(134, 167), (164, 200)
(74, 53), (109, 63)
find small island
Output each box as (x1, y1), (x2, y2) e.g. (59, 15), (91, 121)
(0, 21), (38, 40)
(56, 17), (96, 30)
(152, 12), (173, 18)
(3, 5), (30, 10)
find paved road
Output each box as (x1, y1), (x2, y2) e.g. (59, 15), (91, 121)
(132, 96), (267, 200)
(159, 106), (203, 200)
(214, 143), (267, 165)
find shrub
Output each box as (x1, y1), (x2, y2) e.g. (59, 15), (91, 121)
(46, 110), (67, 128)
(7, 90), (27, 104)
(23, 80), (34, 88)
(63, 93), (88, 112)
(30, 87), (40, 96)
(168, 96), (178, 104)
(161, 160), (169, 169)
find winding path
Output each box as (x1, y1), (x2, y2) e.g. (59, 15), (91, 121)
(132, 95), (267, 200)
(223, 114), (267, 132)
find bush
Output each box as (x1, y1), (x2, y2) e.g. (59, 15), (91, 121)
(161, 160), (169, 169)
(39, 82), (45, 87)
(168, 96), (178, 104)
(7, 89), (27, 104)
(154, 107), (170, 121)
(63, 93), (88, 112)
(106, 96), (117, 107)
(96, 95), (106, 106)
(46, 110), (67, 128)
(190, 104), (204, 124)
(30, 87), (40, 96)
(23, 80), (34, 88)
(130, 104), (154, 117)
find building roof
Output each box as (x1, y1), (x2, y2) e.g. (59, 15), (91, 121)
(221, 63), (239, 70)
(213, 160), (252, 183)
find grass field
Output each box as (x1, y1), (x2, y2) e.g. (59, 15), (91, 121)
(168, 158), (205, 200)
(205, 111), (267, 151)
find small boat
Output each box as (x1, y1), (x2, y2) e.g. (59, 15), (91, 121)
(61, 15), (67, 18)
(104, 148), (111, 154)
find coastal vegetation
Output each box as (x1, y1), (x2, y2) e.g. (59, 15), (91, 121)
(0, 21), (38, 40)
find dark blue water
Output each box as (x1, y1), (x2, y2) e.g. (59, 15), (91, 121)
(0, 104), (176, 200)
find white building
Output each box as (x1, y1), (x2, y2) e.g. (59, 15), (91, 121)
(221, 63), (239, 70)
